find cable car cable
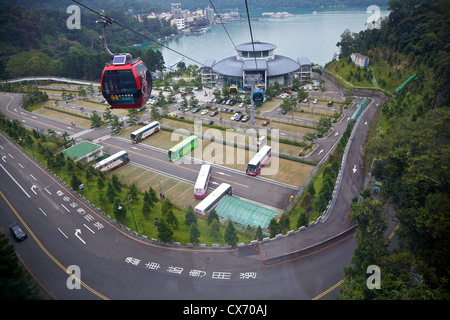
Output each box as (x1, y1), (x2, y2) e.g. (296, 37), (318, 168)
(244, 0), (259, 75)
(71, 0), (207, 68)
(207, 0), (238, 51)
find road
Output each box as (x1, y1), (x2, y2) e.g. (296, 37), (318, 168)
(0, 86), (384, 301)
(0, 129), (354, 300)
(0, 93), (297, 211)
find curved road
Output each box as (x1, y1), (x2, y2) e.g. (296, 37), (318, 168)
(0, 90), (383, 302)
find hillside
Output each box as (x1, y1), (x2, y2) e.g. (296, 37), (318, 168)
(332, 0), (450, 299)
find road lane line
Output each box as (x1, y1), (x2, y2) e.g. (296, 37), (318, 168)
(84, 224), (95, 234)
(0, 131), (237, 253)
(103, 140), (250, 188)
(0, 189), (109, 300)
(38, 207), (47, 216)
(58, 228), (68, 239)
(0, 163), (31, 198)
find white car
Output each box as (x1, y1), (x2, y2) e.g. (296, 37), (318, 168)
(313, 99), (318, 104)
(201, 109), (209, 115)
(239, 102), (245, 108)
(231, 112), (240, 120)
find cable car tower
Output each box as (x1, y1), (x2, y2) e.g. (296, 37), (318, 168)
(244, 73), (263, 126)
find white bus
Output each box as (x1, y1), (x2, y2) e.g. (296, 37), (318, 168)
(93, 150), (129, 173)
(195, 183), (232, 216)
(246, 145), (271, 176)
(130, 121), (160, 144)
(194, 164), (211, 199)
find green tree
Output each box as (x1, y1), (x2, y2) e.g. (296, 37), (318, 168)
(111, 174), (122, 193)
(224, 220), (239, 247)
(166, 209), (178, 229)
(340, 198), (388, 299)
(207, 209), (219, 225)
(142, 202), (151, 219)
(0, 233), (42, 299)
(161, 198), (173, 216)
(189, 224), (201, 244)
(143, 191), (154, 207)
(127, 109), (139, 126)
(106, 181), (116, 202)
(90, 110), (103, 128)
(157, 218), (173, 243)
(127, 183), (139, 203)
(255, 225), (264, 241)
(97, 176), (105, 190)
(184, 205), (197, 226)
(268, 218), (281, 238)
(297, 211), (309, 228)
(110, 115), (124, 134)
(209, 219), (221, 239)
(279, 214), (291, 234)
(70, 173), (82, 191)
(113, 199), (127, 222)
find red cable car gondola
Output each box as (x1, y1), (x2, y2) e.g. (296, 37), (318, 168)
(101, 54), (152, 109)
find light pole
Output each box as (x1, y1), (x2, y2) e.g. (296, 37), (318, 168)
(118, 197), (138, 233)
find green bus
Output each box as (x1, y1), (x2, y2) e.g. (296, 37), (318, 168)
(168, 135), (199, 161)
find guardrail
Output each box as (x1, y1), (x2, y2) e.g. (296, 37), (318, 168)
(1, 76), (100, 87)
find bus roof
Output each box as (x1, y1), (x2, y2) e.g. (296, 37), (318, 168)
(169, 135), (198, 152)
(94, 150), (127, 168)
(195, 183), (231, 212)
(248, 145), (271, 166)
(131, 121), (159, 136)
(194, 164), (211, 189)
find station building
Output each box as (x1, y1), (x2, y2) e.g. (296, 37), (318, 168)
(201, 41), (311, 89)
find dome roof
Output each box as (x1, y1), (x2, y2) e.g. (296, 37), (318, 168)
(235, 42), (277, 52)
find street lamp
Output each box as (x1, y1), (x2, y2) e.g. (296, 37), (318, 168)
(118, 197), (138, 233)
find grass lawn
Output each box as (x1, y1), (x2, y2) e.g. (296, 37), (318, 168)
(119, 127), (313, 187)
(34, 105), (91, 128)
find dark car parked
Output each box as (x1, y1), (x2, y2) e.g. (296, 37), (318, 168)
(9, 223), (27, 241)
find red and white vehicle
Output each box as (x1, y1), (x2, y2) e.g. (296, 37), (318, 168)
(194, 165), (211, 199)
(246, 145), (271, 176)
(195, 183), (231, 216)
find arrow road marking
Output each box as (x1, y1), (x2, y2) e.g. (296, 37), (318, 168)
(75, 229), (86, 244)
(353, 165), (357, 173)
(318, 149), (324, 155)
(217, 172), (231, 177)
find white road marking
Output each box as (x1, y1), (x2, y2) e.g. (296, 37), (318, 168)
(0, 164), (30, 198)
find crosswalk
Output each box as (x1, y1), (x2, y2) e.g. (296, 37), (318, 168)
(68, 128), (94, 140)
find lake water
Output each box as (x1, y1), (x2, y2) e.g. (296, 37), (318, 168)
(153, 6), (389, 68)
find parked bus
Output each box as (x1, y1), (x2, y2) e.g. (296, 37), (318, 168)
(131, 121), (160, 144)
(168, 135), (199, 161)
(194, 164), (212, 199)
(246, 145), (271, 176)
(93, 150), (129, 173)
(195, 183), (232, 216)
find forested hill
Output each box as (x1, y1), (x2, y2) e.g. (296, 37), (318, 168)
(335, 0), (450, 300)
(0, 4), (173, 80)
(1, 0), (388, 12)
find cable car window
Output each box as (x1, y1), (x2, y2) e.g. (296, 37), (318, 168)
(102, 70), (136, 94)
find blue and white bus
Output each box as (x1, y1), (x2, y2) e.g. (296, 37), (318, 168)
(131, 121), (160, 144)
(93, 150), (129, 173)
